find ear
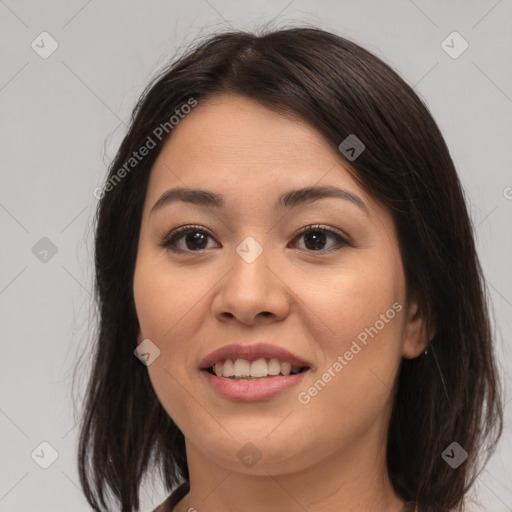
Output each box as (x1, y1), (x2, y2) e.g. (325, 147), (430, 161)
(402, 297), (435, 359)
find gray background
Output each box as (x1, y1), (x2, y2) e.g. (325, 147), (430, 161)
(0, 0), (511, 511)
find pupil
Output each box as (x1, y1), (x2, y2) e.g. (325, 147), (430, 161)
(186, 232), (207, 250)
(304, 231), (326, 250)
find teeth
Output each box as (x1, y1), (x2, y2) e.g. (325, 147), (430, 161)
(214, 361), (224, 376)
(234, 359), (250, 378)
(281, 361), (292, 376)
(268, 358), (281, 375)
(211, 358), (306, 379)
(222, 359), (234, 377)
(250, 358), (268, 377)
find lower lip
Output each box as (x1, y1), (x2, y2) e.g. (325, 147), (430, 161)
(201, 369), (308, 401)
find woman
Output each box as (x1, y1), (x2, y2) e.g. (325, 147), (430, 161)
(77, 26), (504, 512)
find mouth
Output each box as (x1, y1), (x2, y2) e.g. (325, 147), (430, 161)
(203, 358), (311, 380)
(198, 343), (313, 401)
(201, 360), (311, 402)
(199, 342), (313, 379)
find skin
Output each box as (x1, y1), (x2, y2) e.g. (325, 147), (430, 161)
(133, 94), (431, 512)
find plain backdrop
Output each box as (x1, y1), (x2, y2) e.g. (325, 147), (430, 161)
(0, 1), (511, 511)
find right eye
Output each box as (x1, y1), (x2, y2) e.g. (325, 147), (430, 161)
(160, 225), (219, 253)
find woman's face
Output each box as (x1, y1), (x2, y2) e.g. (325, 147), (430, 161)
(133, 94), (427, 477)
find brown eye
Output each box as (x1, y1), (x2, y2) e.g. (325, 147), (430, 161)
(289, 225), (349, 252)
(160, 224), (349, 255)
(160, 225), (218, 253)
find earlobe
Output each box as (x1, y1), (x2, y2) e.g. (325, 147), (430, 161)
(402, 299), (435, 359)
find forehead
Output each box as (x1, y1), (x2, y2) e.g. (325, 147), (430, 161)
(158, 94), (338, 170)
(145, 94), (381, 217)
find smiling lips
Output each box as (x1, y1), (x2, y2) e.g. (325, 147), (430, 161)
(212, 357), (305, 379)
(199, 342), (312, 375)
(199, 343), (312, 401)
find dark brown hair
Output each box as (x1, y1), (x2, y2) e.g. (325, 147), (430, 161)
(76, 24), (504, 512)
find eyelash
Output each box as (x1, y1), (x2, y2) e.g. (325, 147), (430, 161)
(159, 224), (350, 255)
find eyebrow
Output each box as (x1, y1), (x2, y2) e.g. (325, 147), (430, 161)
(150, 185), (370, 216)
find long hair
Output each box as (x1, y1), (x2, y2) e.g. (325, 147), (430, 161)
(76, 24), (504, 512)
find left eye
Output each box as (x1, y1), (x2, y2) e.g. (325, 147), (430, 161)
(290, 225), (349, 252)
(160, 224), (349, 254)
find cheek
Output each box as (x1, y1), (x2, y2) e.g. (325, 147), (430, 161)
(298, 246), (405, 415)
(308, 247), (405, 350)
(296, 275), (404, 440)
(133, 256), (205, 427)
(133, 253), (198, 341)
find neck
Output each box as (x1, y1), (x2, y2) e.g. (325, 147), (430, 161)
(175, 423), (405, 512)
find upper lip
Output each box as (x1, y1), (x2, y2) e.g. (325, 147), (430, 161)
(199, 343), (312, 370)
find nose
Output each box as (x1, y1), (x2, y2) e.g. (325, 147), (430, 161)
(211, 243), (290, 325)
